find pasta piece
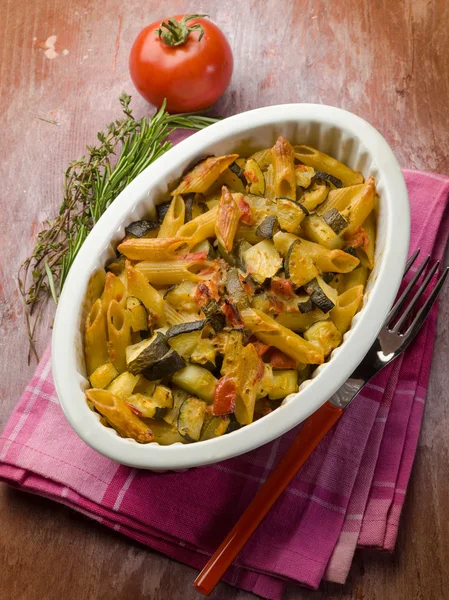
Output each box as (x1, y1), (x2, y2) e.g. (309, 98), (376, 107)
(86, 388), (154, 443)
(271, 136), (296, 200)
(356, 212), (376, 269)
(171, 154), (238, 195)
(158, 195), (185, 238)
(340, 265), (369, 292)
(84, 298), (109, 376)
(330, 285), (364, 333)
(300, 183), (329, 212)
(316, 184), (364, 215)
(275, 309), (327, 332)
(163, 302), (196, 326)
(177, 206), (217, 243)
(117, 236), (191, 261)
(135, 259), (208, 286)
(295, 165), (315, 188)
(126, 261), (165, 323)
(106, 371), (141, 399)
(293, 145), (364, 186)
(107, 300), (132, 373)
(101, 272), (127, 308)
(304, 320), (342, 357)
(234, 342), (264, 425)
(240, 308), (324, 364)
(340, 177), (376, 235)
(301, 214), (344, 249)
(215, 186), (241, 252)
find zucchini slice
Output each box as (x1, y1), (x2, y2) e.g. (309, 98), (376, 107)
(106, 255), (126, 276)
(314, 171), (343, 188)
(244, 240), (282, 284)
(217, 242), (236, 266)
(190, 338), (217, 370)
(172, 365), (218, 403)
(244, 158), (265, 196)
(203, 300), (226, 333)
(268, 370), (299, 400)
(200, 416), (230, 440)
(125, 219), (159, 238)
(183, 193), (195, 222)
(143, 349), (186, 380)
(168, 330), (202, 360)
(166, 320), (207, 339)
(234, 239), (252, 271)
(284, 240), (319, 287)
(126, 296), (148, 332)
(126, 332), (170, 375)
(276, 197), (307, 233)
(225, 268), (249, 309)
(191, 239), (216, 260)
(255, 215), (278, 239)
(304, 276), (338, 313)
(156, 201), (171, 223)
(229, 161), (247, 186)
(177, 397), (207, 442)
(163, 388), (188, 425)
(322, 208), (348, 234)
(163, 280), (198, 312)
(297, 294), (313, 314)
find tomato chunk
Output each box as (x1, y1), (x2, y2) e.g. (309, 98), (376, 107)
(213, 376), (237, 415)
(268, 348), (297, 369)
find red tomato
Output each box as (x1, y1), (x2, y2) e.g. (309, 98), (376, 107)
(222, 300), (244, 328)
(237, 197), (253, 225)
(268, 348), (297, 369)
(270, 277), (295, 297)
(213, 376), (237, 415)
(129, 14), (233, 112)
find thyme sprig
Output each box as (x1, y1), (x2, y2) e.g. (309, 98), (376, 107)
(18, 92), (219, 362)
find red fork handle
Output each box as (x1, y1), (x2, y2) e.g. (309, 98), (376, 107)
(193, 401), (343, 596)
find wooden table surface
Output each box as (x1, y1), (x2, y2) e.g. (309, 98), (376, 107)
(1, 1), (449, 598)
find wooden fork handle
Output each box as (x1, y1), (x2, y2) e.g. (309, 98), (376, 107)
(193, 400), (344, 596)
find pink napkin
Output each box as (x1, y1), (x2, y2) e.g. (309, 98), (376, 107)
(1, 170), (448, 600)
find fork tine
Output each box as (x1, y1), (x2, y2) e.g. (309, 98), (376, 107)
(401, 267), (449, 344)
(404, 249), (420, 275)
(393, 260), (440, 333)
(386, 254), (431, 324)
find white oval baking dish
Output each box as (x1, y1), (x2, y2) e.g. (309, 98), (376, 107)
(52, 104), (410, 471)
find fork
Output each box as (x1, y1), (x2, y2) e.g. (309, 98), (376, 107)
(194, 249), (449, 596)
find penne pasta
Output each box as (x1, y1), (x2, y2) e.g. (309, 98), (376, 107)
(340, 265), (369, 292)
(135, 259), (208, 286)
(330, 285), (364, 333)
(271, 136), (296, 200)
(340, 177), (376, 235)
(84, 298), (109, 376)
(293, 145), (364, 186)
(101, 272), (127, 308)
(275, 309), (327, 332)
(215, 186), (241, 252)
(126, 261), (165, 322)
(316, 184), (364, 215)
(263, 164), (276, 200)
(107, 371), (141, 399)
(158, 195), (185, 238)
(118, 236), (192, 261)
(107, 300), (132, 373)
(301, 214), (345, 249)
(241, 308), (324, 365)
(177, 206), (217, 242)
(86, 388), (154, 443)
(171, 154), (238, 195)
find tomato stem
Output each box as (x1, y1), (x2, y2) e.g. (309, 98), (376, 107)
(155, 14), (209, 47)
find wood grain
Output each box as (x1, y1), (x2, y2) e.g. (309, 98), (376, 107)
(1, 0), (449, 598)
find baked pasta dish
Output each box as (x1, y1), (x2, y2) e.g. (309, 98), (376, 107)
(83, 136), (376, 444)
